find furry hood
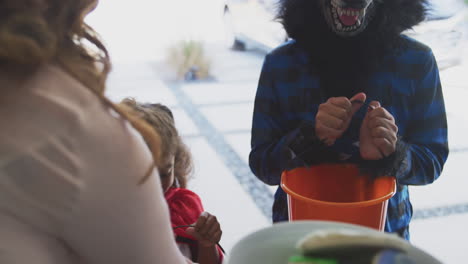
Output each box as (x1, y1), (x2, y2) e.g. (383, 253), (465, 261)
(277, 0), (428, 97)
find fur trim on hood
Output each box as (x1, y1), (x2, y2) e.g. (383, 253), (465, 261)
(276, 0), (428, 97)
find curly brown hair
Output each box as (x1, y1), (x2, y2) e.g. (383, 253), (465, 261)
(120, 98), (193, 188)
(0, 0), (163, 184)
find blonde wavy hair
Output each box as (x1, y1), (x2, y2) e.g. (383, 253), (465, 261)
(0, 0), (161, 184)
(120, 98), (193, 188)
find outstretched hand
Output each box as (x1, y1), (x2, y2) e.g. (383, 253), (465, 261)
(360, 101), (398, 160)
(185, 212), (222, 248)
(316, 92), (367, 145)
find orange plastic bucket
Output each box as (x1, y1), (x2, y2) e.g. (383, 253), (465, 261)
(281, 164), (396, 231)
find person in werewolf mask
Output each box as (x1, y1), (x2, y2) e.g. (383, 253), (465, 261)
(249, 0), (449, 240)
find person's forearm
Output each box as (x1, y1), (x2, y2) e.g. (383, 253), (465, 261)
(250, 121), (340, 185)
(396, 142), (448, 185)
(358, 139), (448, 186)
(249, 137), (295, 186)
(197, 245), (220, 264)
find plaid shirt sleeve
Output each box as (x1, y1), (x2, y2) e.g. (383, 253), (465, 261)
(249, 54), (337, 185)
(397, 50), (449, 185)
(249, 54), (295, 185)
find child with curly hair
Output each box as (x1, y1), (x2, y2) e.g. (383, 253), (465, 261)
(120, 98), (224, 264)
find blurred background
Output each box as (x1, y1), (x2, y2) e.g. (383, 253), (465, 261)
(87, 0), (468, 263)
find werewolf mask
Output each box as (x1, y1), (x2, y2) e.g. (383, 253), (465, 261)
(321, 0), (376, 37)
(278, 0), (427, 97)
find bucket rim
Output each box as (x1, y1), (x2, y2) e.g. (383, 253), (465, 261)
(280, 171), (397, 208)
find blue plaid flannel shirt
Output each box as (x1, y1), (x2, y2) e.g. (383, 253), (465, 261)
(249, 36), (449, 240)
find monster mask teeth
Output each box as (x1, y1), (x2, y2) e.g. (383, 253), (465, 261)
(336, 23), (343, 31)
(331, 0), (340, 8)
(327, 0), (375, 35)
(360, 9), (366, 17)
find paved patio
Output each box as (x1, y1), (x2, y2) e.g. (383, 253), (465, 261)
(103, 42), (468, 263)
(90, 1), (468, 262)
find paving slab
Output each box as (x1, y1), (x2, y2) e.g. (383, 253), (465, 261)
(199, 104), (254, 133)
(184, 137), (269, 252)
(181, 82), (256, 106)
(411, 214), (468, 264)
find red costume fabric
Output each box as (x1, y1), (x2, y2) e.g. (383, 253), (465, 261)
(165, 187), (224, 263)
